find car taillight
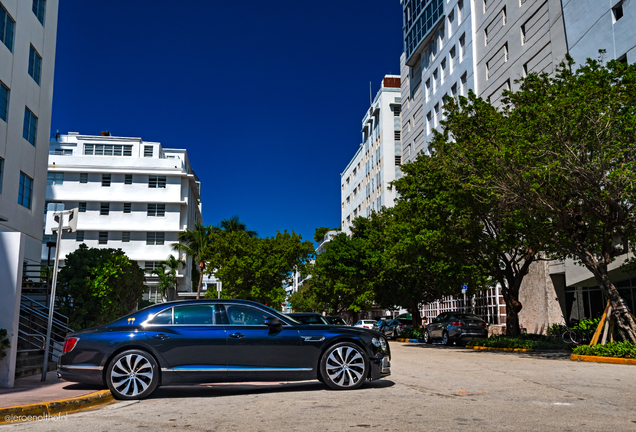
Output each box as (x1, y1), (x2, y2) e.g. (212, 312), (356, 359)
(62, 338), (79, 353)
(481, 322), (488, 327)
(399, 325), (404, 329)
(451, 321), (463, 326)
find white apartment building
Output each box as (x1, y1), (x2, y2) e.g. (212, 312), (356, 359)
(44, 132), (203, 299)
(341, 76), (402, 234)
(0, 0), (58, 264)
(401, 0), (474, 163)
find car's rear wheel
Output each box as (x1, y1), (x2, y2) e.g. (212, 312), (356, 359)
(320, 342), (368, 390)
(442, 331), (452, 346)
(424, 330), (432, 344)
(106, 349), (159, 400)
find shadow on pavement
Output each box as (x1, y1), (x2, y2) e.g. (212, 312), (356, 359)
(399, 342), (571, 360)
(147, 379), (395, 399)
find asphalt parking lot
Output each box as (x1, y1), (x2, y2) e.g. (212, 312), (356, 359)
(4, 342), (636, 431)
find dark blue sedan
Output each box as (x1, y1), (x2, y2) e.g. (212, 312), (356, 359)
(57, 299), (391, 400)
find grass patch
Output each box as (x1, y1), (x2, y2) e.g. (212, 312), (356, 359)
(572, 341), (636, 359)
(466, 334), (570, 350)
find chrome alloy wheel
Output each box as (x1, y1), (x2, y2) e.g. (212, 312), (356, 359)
(110, 354), (154, 398)
(325, 345), (366, 388)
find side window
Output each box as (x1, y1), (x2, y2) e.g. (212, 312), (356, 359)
(225, 305), (270, 325)
(173, 305), (216, 325)
(151, 308), (173, 325)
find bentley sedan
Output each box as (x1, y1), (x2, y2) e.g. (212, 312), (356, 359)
(57, 299), (391, 400)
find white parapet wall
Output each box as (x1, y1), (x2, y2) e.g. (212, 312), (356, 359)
(0, 232), (26, 388)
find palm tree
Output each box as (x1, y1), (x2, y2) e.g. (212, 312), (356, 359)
(219, 215), (258, 238)
(151, 263), (174, 302)
(160, 254), (185, 301)
(172, 223), (215, 299)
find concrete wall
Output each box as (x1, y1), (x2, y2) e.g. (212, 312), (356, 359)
(563, 0), (636, 64)
(0, 232), (25, 388)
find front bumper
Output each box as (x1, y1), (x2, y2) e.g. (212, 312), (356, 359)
(369, 354), (391, 380)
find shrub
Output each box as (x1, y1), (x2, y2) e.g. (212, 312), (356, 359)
(466, 334), (570, 350)
(572, 341), (636, 359)
(400, 328), (425, 340)
(0, 329), (9, 360)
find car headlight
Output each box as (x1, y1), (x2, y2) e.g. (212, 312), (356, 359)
(371, 337), (381, 347)
(379, 338), (387, 350)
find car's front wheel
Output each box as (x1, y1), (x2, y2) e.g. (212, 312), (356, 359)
(424, 330), (432, 344)
(320, 342), (368, 390)
(106, 349), (159, 400)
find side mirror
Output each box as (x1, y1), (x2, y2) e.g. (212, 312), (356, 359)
(264, 317), (282, 328)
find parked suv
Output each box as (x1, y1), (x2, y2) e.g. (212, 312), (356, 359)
(381, 319), (413, 339)
(424, 313), (488, 345)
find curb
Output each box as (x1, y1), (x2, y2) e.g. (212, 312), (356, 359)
(471, 346), (533, 352)
(570, 354), (636, 365)
(395, 338), (424, 343)
(0, 390), (114, 424)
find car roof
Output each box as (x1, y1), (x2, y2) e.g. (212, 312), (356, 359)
(287, 312), (322, 316)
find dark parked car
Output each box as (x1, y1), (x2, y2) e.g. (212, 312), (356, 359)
(379, 319), (413, 339)
(57, 300), (391, 399)
(325, 316), (347, 325)
(286, 312), (329, 325)
(423, 312), (488, 345)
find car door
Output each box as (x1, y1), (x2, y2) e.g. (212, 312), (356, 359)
(222, 303), (313, 381)
(142, 304), (227, 382)
(430, 314), (447, 338)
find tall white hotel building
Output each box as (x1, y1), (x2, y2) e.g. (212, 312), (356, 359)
(45, 133), (203, 299)
(0, 0), (58, 264)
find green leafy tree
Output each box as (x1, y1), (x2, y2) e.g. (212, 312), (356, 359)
(437, 55), (636, 341)
(172, 223), (216, 299)
(209, 230), (315, 308)
(57, 244), (146, 330)
(288, 282), (327, 312)
(152, 254), (185, 301)
(310, 232), (375, 320)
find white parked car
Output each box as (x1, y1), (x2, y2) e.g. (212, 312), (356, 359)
(354, 320), (377, 330)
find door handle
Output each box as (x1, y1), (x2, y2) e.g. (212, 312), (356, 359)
(152, 334), (169, 340)
(229, 333), (245, 339)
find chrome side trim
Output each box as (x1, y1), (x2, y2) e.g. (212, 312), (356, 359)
(301, 336), (325, 342)
(60, 365), (104, 371)
(162, 366), (313, 372)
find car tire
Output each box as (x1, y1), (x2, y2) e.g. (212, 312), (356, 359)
(424, 330), (432, 344)
(442, 331), (452, 346)
(320, 342), (368, 390)
(106, 349), (159, 400)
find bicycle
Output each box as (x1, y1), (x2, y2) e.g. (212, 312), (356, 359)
(561, 327), (584, 345)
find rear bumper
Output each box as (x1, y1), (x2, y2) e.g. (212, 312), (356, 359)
(57, 364), (104, 385)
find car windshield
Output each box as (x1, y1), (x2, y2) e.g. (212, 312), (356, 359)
(397, 319), (412, 325)
(363, 320), (376, 324)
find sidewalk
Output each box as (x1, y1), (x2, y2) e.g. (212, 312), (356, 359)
(0, 371), (104, 408)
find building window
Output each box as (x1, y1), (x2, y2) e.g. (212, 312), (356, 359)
(18, 172), (33, 209)
(28, 45), (42, 85)
(123, 203), (131, 213)
(0, 82), (8, 122)
(80, 173), (88, 183)
(461, 72), (467, 95)
(144, 261), (158, 273)
(147, 203), (165, 217)
(78, 202), (86, 212)
(100, 202), (110, 216)
(76, 231), (85, 242)
(23, 108), (38, 146)
(148, 175), (166, 188)
(613, 2), (624, 22)
(98, 231), (108, 245)
(46, 172), (63, 185)
(124, 174), (133, 185)
(102, 174), (111, 187)
(394, 130), (401, 141)
(122, 232), (130, 243)
(395, 156), (402, 166)
(84, 144), (132, 156)
(393, 106), (401, 116)
(0, 5), (15, 52)
(0, 157), (3, 194)
(459, 33), (466, 59)
(50, 148), (72, 155)
(146, 232), (165, 245)
(144, 145), (153, 157)
(32, 0), (46, 25)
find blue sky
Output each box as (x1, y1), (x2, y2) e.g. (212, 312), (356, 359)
(52, 1), (404, 245)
